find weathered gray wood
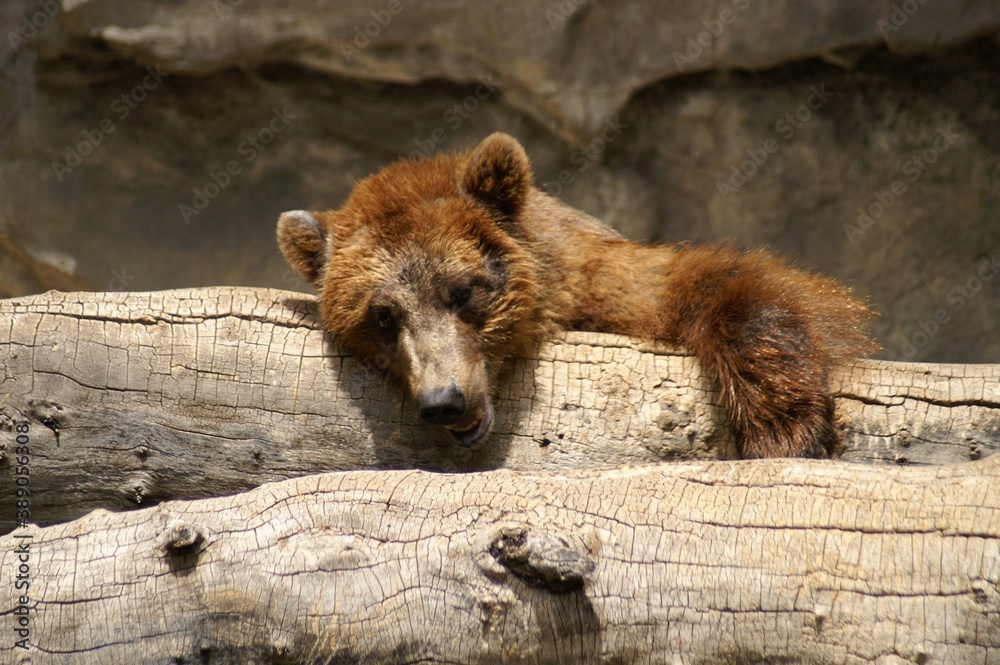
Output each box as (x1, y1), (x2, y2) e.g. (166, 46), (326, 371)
(1, 287), (997, 532)
(2, 457), (998, 664)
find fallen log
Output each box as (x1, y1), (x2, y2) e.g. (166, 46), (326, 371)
(2, 457), (998, 663)
(0, 287), (997, 531)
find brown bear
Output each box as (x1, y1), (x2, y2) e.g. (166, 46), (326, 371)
(277, 133), (877, 458)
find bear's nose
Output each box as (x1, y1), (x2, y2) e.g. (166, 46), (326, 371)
(418, 383), (467, 425)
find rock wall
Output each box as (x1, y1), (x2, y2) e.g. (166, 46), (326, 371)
(1, 0), (998, 362)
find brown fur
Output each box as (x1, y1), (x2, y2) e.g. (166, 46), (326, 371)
(278, 133), (877, 457)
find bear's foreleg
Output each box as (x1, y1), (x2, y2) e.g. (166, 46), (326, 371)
(666, 247), (851, 458)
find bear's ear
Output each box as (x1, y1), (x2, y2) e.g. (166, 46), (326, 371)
(277, 210), (328, 285)
(461, 133), (533, 220)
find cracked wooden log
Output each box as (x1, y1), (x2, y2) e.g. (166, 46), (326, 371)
(2, 458), (998, 663)
(1, 287), (998, 532)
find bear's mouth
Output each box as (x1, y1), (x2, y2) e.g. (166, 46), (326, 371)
(444, 400), (494, 448)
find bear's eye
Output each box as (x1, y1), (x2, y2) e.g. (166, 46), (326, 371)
(373, 307), (397, 332)
(450, 283), (473, 308)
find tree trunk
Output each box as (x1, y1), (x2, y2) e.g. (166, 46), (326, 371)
(2, 457), (998, 664)
(1, 287), (998, 531)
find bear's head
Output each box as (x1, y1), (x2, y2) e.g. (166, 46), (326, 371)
(277, 133), (546, 447)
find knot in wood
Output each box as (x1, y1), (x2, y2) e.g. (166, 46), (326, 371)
(28, 399), (68, 443)
(161, 521), (206, 553)
(488, 526), (596, 593)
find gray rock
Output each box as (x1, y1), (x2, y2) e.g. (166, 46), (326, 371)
(0, 0), (997, 362)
